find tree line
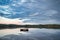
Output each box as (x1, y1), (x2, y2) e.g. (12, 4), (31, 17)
(0, 24), (60, 29)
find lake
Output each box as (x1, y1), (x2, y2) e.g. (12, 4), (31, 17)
(0, 28), (60, 40)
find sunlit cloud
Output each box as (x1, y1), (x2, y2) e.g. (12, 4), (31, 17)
(0, 16), (32, 25)
(0, 17), (23, 25)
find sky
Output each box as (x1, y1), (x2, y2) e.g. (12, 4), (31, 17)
(0, 0), (60, 25)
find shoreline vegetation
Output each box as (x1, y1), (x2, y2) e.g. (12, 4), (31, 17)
(0, 24), (60, 29)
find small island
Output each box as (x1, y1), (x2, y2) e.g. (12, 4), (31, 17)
(20, 28), (29, 32)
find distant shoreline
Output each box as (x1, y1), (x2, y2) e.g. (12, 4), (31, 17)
(0, 24), (60, 29)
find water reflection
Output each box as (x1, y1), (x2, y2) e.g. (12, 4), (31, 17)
(0, 28), (60, 40)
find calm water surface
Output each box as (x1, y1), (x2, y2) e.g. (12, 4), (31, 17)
(0, 28), (60, 40)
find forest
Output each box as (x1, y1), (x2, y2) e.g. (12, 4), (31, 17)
(0, 24), (60, 29)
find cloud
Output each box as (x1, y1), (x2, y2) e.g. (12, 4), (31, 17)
(0, 16), (32, 25)
(0, 10), (11, 14)
(0, 5), (13, 14)
(0, 16), (59, 25)
(21, 0), (27, 2)
(0, 16), (23, 25)
(0, 5), (9, 9)
(0, 0), (11, 5)
(29, 12), (39, 16)
(23, 23), (39, 25)
(11, 0), (27, 7)
(39, 19), (59, 24)
(0, 0), (60, 24)
(24, 17), (60, 24)
(44, 10), (58, 16)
